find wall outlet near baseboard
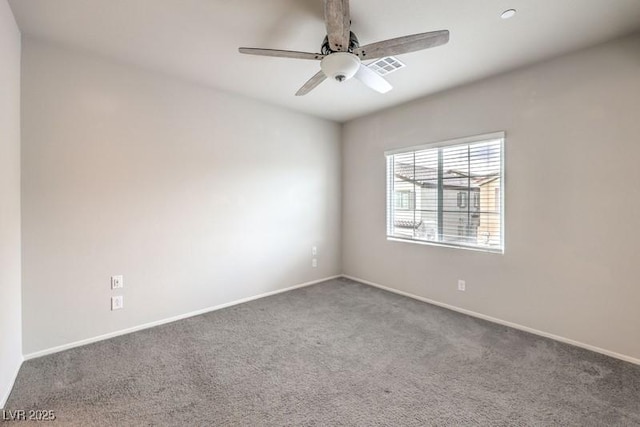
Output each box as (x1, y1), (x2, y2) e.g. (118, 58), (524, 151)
(111, 275), (124, 289)
(458, 280), (466, 291)
(111, 296), (124, 310)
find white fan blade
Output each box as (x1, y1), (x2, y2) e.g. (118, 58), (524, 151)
(239, 48), (324, 61)
(354, 64), (392, 93)
(354, 30), (449, 60)
(296, 70), (327, 96)
(324, 0), (351, 52)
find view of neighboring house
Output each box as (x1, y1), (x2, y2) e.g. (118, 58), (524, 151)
(388, 140), (502, 249)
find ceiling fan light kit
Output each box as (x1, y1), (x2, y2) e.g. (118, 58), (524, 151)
(320, 52), (361, 82)
(239, 0), (449, 96)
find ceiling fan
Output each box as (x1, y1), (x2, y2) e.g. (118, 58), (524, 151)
(238, 0), (449, 96)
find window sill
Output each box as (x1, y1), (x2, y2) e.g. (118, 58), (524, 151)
(386, 236), (504, 254)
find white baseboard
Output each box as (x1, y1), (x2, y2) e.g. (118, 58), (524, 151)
(343, 274), (640, 366)
(23, 272), (640, 367)
(0, 356), (23, 409)
(24, 275), (341, 361)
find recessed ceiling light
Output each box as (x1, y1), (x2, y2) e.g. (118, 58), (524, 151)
(501, 9), (517, 19)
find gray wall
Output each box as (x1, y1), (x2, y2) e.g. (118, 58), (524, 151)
(21, 40), (342, 355)
(0, 0), (22, 408)
(342, 34), (640, 361)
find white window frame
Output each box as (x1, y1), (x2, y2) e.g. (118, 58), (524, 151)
(385, 131), (505, 254)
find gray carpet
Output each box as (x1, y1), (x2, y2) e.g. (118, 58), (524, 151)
(5, 278), (640, 426)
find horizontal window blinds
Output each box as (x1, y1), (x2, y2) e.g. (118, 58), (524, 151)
(386, 133), (504, 253)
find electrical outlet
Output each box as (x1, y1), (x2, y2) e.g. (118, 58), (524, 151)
(111, 275), (124, 289)
(458, 280), (466, 292)
(312, 246), (317, 256)
(111, 296), (124, 310)
(312, 258), (317, 268)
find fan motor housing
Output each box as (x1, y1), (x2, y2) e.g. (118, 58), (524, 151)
(321, 31), (360, 55)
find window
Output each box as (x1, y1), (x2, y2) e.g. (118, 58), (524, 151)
(394, 190), (414, 210)
(456, 192), (468, 208)
(386, 132), (504, 253)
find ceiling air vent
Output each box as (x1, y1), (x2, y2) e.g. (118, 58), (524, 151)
(367, 56), (406, 76)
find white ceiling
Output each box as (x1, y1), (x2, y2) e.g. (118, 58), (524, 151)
(8, 0), (640, 122)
